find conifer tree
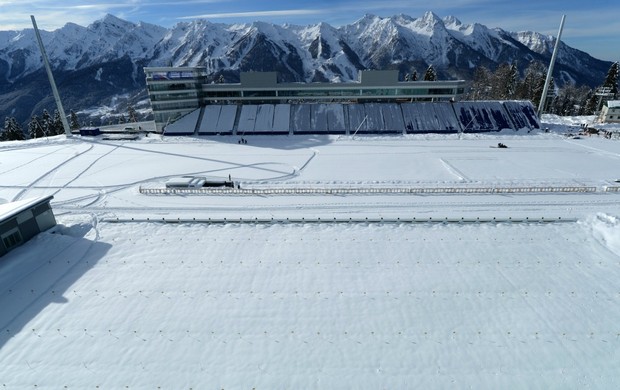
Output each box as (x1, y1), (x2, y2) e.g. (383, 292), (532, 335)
(127, 105), (138, 123)
(41, 109), (52, 137)
(52, 110), (64, 135)
(70, 110), (81, 130)
(507, 63), (518, 98)
(0, 118), (8, 141)
(423, 65), (437, 81)
(2, 117), (25, 141)
(468, 66), (492, 100)
(516, 61), (546, 104)
(490, 63), (518, 100)
(576, 88), (594, 115)
(583, 93), (599, 115)
(0, 119), (6, 141)
(602, 61), (619, 98)
(28, 115), (45, 139)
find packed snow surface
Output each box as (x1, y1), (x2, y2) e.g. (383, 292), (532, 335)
(1, 117), (620, 388)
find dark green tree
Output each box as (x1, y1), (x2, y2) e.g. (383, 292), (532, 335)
(516, 61), (547, 106)
(41, 109), (53, 137)
(490, 63), (518, 100)
(70, 110), (81, 130)
(583, 92), (599, 115)
(52, 110), (64, 135)
(1, 117), (26, 141)
(28, 115), (45, 139)
(467, 66), (492, 100)
(602, 61), (619, 98)
(550, 85), (592, 116)
(127, 105), (138, 123)
(423, 65), (437, 81)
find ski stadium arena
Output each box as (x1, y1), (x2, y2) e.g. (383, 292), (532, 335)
(1, 71), (620, 388)
(145, 68), (539, 135)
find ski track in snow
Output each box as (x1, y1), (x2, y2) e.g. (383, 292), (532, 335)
(439, 158), (470, 182)
(12, 143), (94, 202)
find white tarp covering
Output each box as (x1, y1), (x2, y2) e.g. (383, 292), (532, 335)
(291, 104), (312, 133)
(363, 103), (385, 132)
(401, 103), (452, 133)
(163, 108), (201, 135)
(216, 105), (238, 134)
(503, 101), (541, 130)
(325, 104), (347, 133)
(311, 104), (329, 132)
(169, 101), (541, 136)
(401, 102), (460, 133)
(381, 103), (405, 132)
(198, 105), (222, 134)
(273, 104), (291, 134)
(237, 105), (258, 134)
(347, 104), (367, 133)
(255, 104), (275, 133)
(453, 101), (515, 132)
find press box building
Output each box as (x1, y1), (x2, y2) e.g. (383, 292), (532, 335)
(0, 196), (57, 257)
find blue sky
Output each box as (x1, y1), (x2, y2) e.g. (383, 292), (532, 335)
(1, 0), (618, 62)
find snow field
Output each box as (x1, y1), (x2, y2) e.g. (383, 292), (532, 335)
(1, 217), (620, 388)
(2, 117), (620, 387)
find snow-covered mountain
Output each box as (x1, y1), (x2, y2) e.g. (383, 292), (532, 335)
(0, 12), (613, 126)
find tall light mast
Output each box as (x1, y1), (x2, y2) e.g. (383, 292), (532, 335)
(537, 15), (566, 117)
(31, 15), (72, 136)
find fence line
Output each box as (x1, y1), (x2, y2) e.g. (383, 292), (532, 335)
(104, 216), (577, 224)
(139, 186), (598, 196)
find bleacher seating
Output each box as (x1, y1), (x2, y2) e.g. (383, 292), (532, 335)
(164, 101), (541, 136)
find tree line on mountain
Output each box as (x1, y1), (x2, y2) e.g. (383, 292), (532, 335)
(466, 61), (619, 116)
(1, 105), (139, 142)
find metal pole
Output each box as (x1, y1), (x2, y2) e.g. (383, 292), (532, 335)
(537, 15), (566, 117)
(352, 115), (368, 139)
(31, 15), (72, 136)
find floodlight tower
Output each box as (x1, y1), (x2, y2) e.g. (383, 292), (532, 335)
(537, 15), (566, 117)
(31, 15), (72, 137)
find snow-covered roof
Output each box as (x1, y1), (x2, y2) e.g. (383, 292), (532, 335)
(606, 100), (620, 108)
(0, 196), (54, 223)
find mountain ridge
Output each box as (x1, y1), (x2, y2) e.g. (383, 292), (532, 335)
(0, 12), (613, 126)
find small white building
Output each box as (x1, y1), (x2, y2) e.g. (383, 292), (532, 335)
(599, 100), (620, 123)
(0, 196), (56, 257)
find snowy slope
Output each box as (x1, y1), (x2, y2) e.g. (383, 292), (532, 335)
(1, 120), (620, 387)
(0, 15), (166, 81)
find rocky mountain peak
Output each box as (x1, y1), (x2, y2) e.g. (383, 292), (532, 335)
(0, 12), (613, 127)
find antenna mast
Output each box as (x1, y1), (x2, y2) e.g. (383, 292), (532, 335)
(537, 15), (566, 117)
(31, 15), (72, 137)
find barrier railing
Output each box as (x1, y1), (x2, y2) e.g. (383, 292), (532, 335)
(139, 185), (598, 196)
(104, 215), (577, 224)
